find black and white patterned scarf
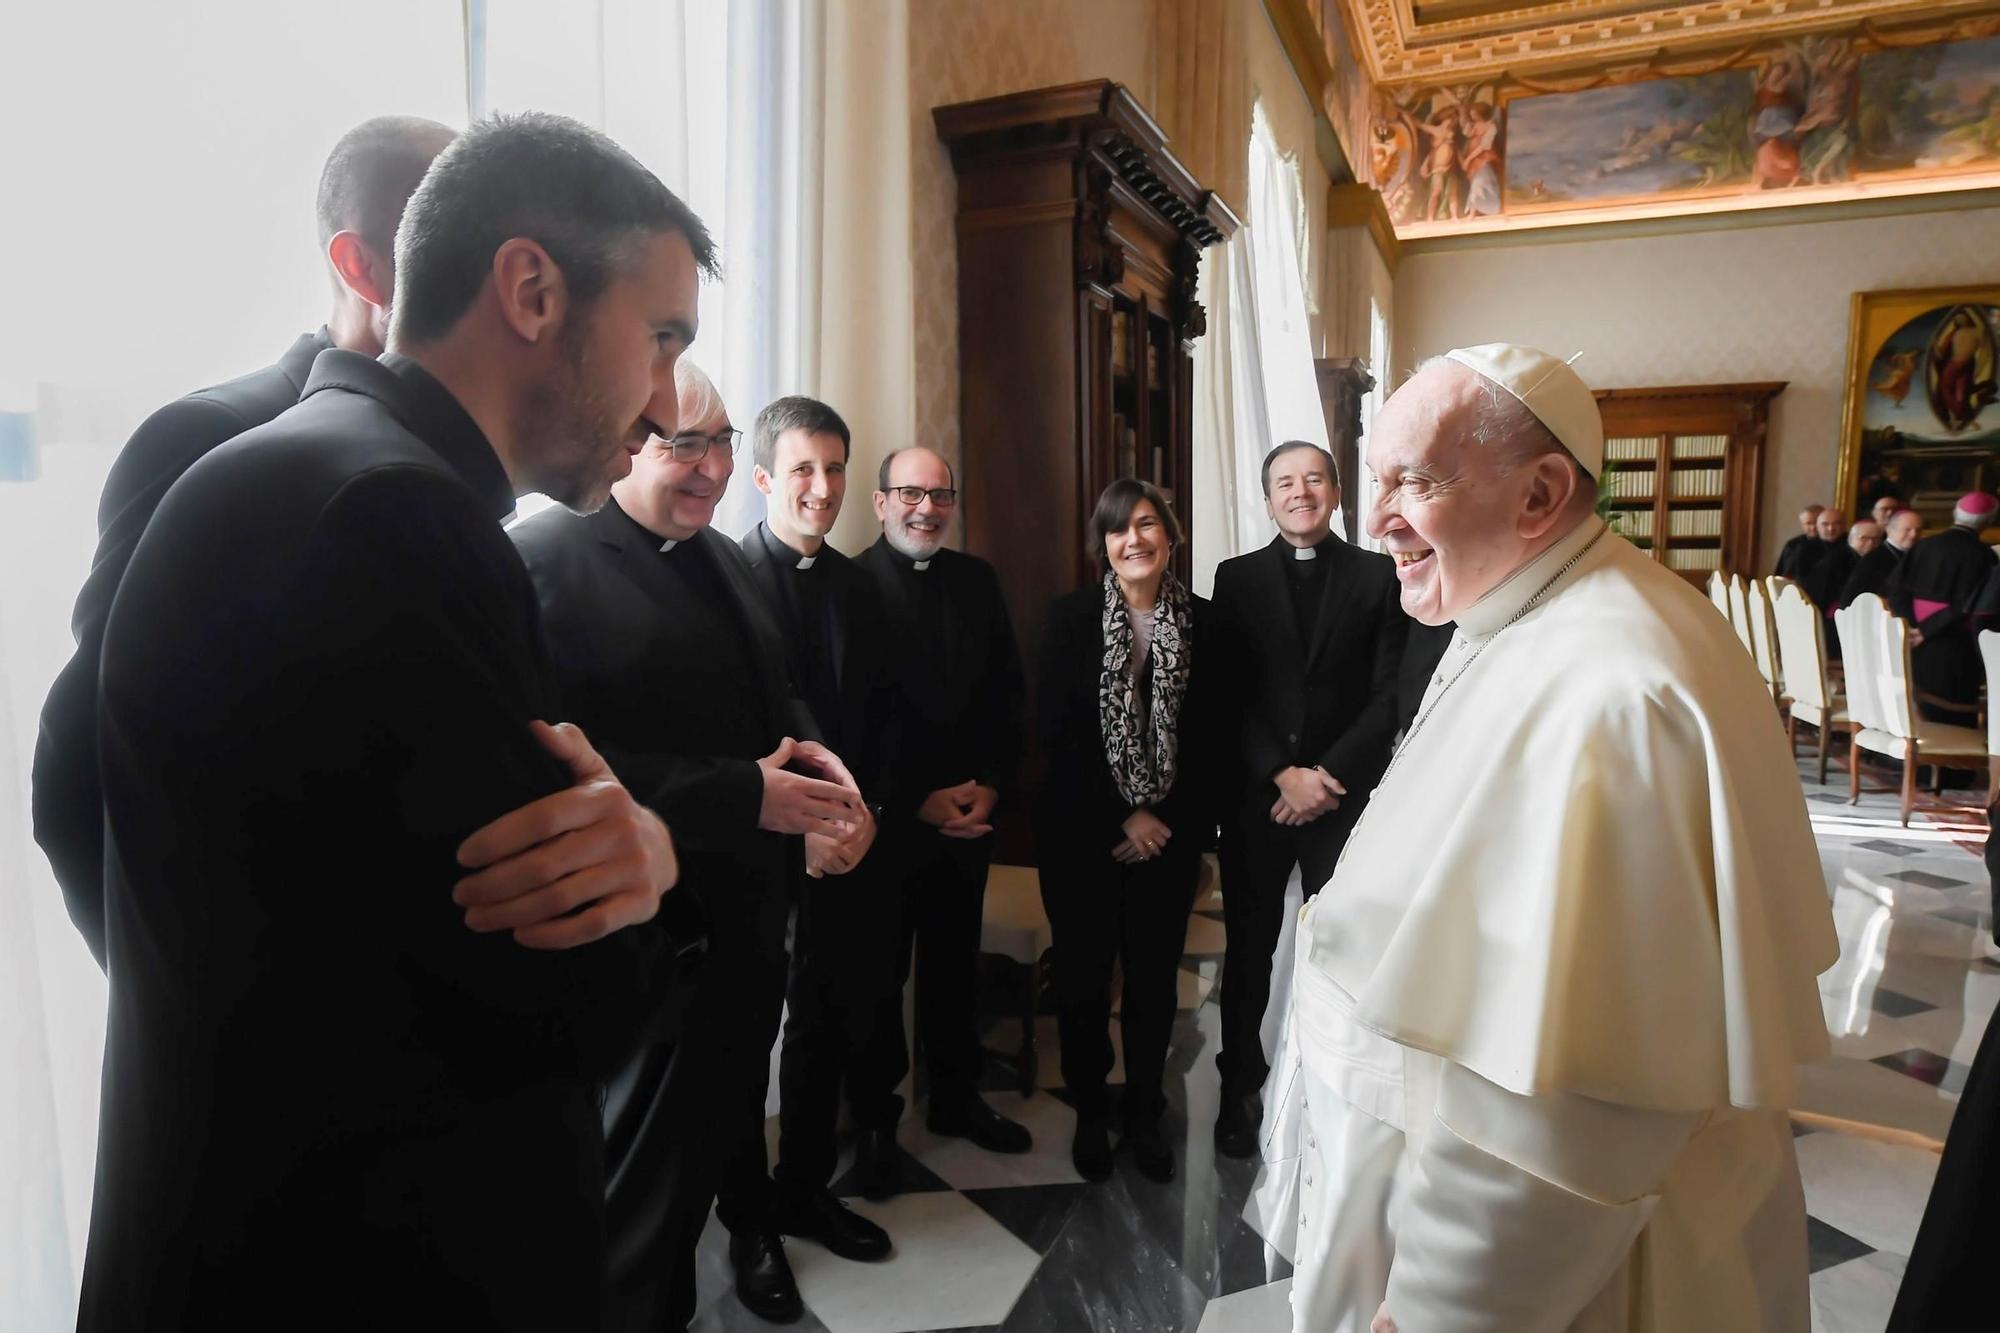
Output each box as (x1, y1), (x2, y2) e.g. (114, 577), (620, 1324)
(1099, 567), (1193, 807)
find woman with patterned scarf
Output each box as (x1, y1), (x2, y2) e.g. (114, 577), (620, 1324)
(1034, 478), (1220, 1184)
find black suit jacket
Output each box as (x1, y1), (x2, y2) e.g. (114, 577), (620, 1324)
(1212, 536), (1408, 807)
(1837, 543), (1903, 608)
(511, 505), (813, 959)
(739, 523), (896, 800)
(1397, 620), (1456, 733)
(82, 351), (674, 1332)
(1033, 583), (1222, 856)
(34, 329), (330, 965)
(856, 537), (1025, 819)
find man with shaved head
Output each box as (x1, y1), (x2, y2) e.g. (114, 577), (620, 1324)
(847, 445), (1032, 1194)
(1287, 346), (1837, 1332)
(34, 113), (457, 965)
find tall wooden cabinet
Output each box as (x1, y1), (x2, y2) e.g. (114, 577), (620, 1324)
(934, 81), (1238, 670)
(1594, 383), (1784, 584)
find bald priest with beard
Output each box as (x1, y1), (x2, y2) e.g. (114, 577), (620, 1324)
(1286, 345), (1838, 1333)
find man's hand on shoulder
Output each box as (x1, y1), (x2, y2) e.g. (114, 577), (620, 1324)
(453, 721), (678, 950)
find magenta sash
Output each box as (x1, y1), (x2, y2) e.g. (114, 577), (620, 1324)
(1914, 597), (1950, 623)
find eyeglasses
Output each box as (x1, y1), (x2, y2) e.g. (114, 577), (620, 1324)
(883, 485), (958, 507)
(662, 428), (742, 462)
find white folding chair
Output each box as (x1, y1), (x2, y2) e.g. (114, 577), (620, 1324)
(1746, 577), (1784, 707)
(1776, 584), (1845, 784)
(1727, 574), (1756, 657)
(1839, 594), (1986, 825)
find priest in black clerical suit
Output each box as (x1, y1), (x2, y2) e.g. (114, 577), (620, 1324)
(1772, 504), (1825, 579)
(848, 446), (1034, 1179)
(1209, 442), (1407, 1159)
(82, 342), (689, 1331)
(1889, 495), (1998, 715)
(510, 366), (865, 1329)
(36, 117), (455, 967)
(1838, 533), (1905, 608)
(34, 330), (327, 963)
(735, 396), (900, 1271)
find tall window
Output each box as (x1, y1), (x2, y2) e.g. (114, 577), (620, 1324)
(1245, 103), (1337, 537)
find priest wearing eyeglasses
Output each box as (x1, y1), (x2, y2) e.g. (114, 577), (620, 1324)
(510, 361), (866, 1329)
(1288, 346), (1837, 1333)
(847, 446), (1034, 1189)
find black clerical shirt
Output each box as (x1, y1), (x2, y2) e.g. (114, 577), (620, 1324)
(751, 522), (840, 735)
(1284, 536), (1335, 646)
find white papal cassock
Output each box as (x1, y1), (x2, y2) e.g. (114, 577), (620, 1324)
(1290, 515), (1840, 1332)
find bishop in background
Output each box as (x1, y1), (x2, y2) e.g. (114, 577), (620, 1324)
(1288, 345), (1839, 1332)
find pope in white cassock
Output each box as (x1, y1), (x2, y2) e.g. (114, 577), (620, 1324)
(1288, 345), (1840, 1332)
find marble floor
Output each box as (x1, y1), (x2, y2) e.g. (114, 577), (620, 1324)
(682, 750), (1995, 1333)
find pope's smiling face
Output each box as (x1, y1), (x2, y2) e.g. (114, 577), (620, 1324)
(1365, 359), (1582, 626)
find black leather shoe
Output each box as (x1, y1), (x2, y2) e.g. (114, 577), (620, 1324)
(1213, 1089), (1262, 1160)
(853, 1126), (900, 1202)
(928, 1095), (1032, 1154)
(728, 1229), (802, 1323)
(776, 1186), (892, 1261)
(1128, 1118), (1176, 1183)
(1071, 1113), (1112, 1182)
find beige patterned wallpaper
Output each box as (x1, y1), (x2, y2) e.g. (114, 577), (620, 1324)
(906, 0), (1158, 474)
(1393, 202), (2000, 564)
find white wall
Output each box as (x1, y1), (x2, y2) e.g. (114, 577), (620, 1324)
(1393, 202), (2000, 562)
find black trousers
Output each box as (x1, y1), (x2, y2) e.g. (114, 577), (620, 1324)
(850, 825), (994, 1127)
(772, 855), (902, 1195)
(604, 918), (788, 1330)
(1040, 837), (1203, 1127)
(1214, 800), (1355, 1098)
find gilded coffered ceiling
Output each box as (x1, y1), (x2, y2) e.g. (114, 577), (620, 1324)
(1337, 0), (2000, 86)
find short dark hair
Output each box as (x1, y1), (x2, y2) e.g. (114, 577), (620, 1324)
(316, 115), (458, 258)
(877, 448), (954, 492)
(753, 396), (851, 472)
(1260, 440), (1338, 496)
(1090, 478), (1183, 568)
(391, 111), (718, 346)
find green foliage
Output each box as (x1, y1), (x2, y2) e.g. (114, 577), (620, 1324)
(1670, 99), (1753, 186)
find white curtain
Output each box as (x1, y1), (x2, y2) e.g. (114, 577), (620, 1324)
(0, 5), (469, 1325)
(1191, 100), (1336, 594)
(480, 0), (827, 540)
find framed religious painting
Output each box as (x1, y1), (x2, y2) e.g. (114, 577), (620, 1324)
(1837, 284), (2000, 533)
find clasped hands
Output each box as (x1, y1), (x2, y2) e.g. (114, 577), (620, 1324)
(1271, 764), (1345, 826)
(752, 736), (873, 879)
(917, 780), (999, 840)
(1113, 808), (1172, 864)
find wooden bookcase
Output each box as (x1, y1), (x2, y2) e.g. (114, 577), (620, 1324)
(1594, 383), (1784, 584)
(933, 80), (1237, 666)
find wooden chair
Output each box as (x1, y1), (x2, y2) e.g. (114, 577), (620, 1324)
(1774, 583), (1845, 784)
(1836, 594), (1987, 826)
(979, 864), (1052, 1095)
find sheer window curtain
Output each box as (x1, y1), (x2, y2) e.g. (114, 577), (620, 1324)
(1, 6), (468, 1324)
(1191, 100), (1336, 594)
(479, 0), (826, 539)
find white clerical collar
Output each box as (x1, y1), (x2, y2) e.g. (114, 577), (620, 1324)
(913, 558), (932, 572)
(1456, 515), (1606, 641)
(796, 554), (816, 570)
(659, 538), (679, 553)
(1293, 544), (1317, 561)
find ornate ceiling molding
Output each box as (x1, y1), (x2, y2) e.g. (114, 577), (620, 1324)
(1340, 0), (2000, 87)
